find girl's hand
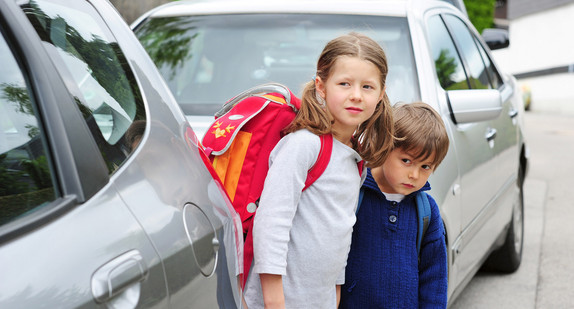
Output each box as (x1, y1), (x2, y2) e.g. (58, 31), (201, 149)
(336, 285), (341, 307)
(260, 273), (285, 309)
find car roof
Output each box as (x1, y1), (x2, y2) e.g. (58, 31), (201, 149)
(142, 0), (409, 19)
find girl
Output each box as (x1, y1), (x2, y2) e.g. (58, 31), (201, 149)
(243, 32), (394, 309)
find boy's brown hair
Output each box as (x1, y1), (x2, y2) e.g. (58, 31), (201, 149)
(393, 102), (449, 169)
(285, 32), (394, 168)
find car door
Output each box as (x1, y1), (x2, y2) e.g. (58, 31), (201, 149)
(426, 12), (504, 285)
(441, 14), (519, 201)
(0, 0), (167, 307)
(87, 1), (243, 307)
(441, 11), (520, 276)
(1, 1), (242, 308)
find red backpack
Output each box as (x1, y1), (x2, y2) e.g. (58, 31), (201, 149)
(202, 83), (334, 287)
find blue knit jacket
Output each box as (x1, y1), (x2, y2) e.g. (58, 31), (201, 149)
(340, 169), (448, 309)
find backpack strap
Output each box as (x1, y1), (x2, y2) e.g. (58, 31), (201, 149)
(303, 134), (333, 191)
(304, 134), (364, 191)
(242, 133), (333, 289)
(356, 187), (365, 215)
(357, 160), (365, 177)
(415, 191), (432, 262)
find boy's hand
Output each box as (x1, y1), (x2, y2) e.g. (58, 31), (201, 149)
(336, 285), (341, 307)
(260, 274), (285, 309)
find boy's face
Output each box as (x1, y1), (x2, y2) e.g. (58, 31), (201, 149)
(375, 148), (436, 195)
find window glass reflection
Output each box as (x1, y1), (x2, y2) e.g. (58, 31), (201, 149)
(443, 15), (490, 89)
(135, 14), (420, 109)
(427, 15), (469, 90)
(24, 0), (147, 174)
(0, 31), (56, 226)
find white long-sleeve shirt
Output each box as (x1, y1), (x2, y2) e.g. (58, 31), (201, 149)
(244, 129), (365, 309)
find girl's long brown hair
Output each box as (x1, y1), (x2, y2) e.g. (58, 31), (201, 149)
(285, 32), (394, 167)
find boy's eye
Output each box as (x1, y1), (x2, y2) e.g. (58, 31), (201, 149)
(401, 158), (411, 164)
(422, 164), (432, 170)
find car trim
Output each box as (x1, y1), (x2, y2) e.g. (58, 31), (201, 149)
(135, 0), (408, 24)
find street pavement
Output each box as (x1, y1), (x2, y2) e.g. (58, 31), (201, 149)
(450, 111), (574, 308)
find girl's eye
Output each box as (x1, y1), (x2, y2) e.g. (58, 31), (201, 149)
(339, 82), (350, 86)
(363, 85), (374, 90)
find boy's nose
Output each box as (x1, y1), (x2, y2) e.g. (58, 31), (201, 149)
(409, 168), (419, 179)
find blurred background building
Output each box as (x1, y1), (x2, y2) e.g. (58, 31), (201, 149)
(493, 0), (574, 114)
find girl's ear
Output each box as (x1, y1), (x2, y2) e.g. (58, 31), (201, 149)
(378, 85), (386, 102)
(315, 76), (326, 99)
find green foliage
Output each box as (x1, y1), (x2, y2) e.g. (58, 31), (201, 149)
(435, 49), (457, 89)
(464, 0), (496, 34)
(0, 153), (55, 226)
(135, 17), (194, 79)
(1, 83), (31, 114)
(22, 155), (53, 190)
(0, 154), (29, 196)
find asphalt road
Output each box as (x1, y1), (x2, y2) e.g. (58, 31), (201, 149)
(450, 111), (574, 308)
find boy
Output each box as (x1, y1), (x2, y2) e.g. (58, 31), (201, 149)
(340, 102), (450, 308)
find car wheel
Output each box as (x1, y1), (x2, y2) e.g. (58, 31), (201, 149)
(483, 166), (524, 273)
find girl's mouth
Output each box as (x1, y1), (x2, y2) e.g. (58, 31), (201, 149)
(346, 107), (363, 113)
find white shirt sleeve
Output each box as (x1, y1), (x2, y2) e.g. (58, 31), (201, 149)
(251, 130), (320, 275)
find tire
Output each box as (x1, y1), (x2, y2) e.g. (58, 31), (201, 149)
(482, 167), (524, 273)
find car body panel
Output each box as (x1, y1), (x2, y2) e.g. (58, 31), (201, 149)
(134, 0), (408, 20)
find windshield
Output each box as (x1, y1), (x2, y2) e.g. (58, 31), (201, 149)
(135, 13), (419, 116)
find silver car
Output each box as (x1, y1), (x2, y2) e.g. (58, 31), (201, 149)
(133, 0), (529, 304)
(0, 0), (242, 307)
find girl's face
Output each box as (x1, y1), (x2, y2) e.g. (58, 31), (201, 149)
(374, 148), (436, 195)
(316, 55), (385, 139)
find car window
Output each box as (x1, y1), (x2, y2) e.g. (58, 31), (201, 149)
(22, 0), (147, 174)
(442, 15), (491, 89)
(0, 31), (57, 227)
(473, 35), (503, 89)
(135, 14), (419, 111)
(427, 15), (470, 90)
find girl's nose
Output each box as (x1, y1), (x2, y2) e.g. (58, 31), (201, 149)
(350, 86), (362, 101)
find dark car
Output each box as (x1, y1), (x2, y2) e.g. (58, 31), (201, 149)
(0, 0), (242, 307)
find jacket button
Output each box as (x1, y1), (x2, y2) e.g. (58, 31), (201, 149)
(389, 215), (397, 223)
(391, 201), (398, 207)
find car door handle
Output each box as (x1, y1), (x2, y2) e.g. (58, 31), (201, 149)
(509, 108), (518, 119)
(91, 250), (148, 304)
(485, 128), (497, 142)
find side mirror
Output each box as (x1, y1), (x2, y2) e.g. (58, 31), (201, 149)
(447, 89), (502, 124)
(482, 28), (509, 50)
